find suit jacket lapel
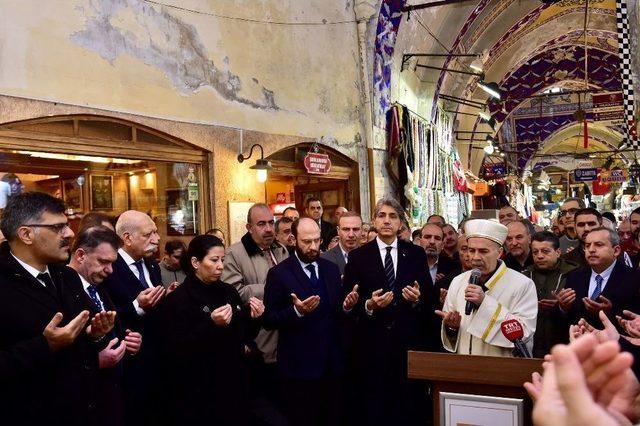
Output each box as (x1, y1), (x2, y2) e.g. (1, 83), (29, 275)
(318, 261), (338, 306)
(396, 243), (408, 287)
(330, 246), (346, 270)
(577, 268), (592, 300)
(601, 262), (623, 300)
(3, 260), (59, 311)
(117, 255), (145, 292)
(366, 241), (385, 278)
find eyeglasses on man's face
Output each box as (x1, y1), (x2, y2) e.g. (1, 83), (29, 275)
(23, 223), (70, 234)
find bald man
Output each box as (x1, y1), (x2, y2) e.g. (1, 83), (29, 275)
(102, 210), (165, 424)
(264, 218), (347, 426)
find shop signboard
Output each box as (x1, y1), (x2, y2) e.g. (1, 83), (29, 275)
(574, 168), (598, 182)
(591, 92), (624, 126)
(304, 152), (332, 175)
(600, 169), (629, 184)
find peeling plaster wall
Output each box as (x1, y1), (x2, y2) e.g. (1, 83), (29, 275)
(0, 0), (363, 144)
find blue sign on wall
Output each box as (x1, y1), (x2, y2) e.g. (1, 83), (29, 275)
(574, 168), (598, 182)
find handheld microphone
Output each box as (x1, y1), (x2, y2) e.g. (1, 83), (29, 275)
(500, 319), (532, 358)
(464, 269), (482, 315)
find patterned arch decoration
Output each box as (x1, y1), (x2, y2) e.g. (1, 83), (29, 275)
(487, 46), (622, 170)
(615, 0), (638, 148)
(372, 0), (406, 128)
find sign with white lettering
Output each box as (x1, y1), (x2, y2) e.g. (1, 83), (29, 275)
(574, 168), (598, 182)
(304, 152), (332, 175)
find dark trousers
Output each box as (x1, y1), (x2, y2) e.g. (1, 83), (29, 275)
(281, 376), (342, 426)
(247, 359), (288, 426)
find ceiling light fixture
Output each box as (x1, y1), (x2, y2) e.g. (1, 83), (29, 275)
(477, 81), (502, 100)
(483, 144), (495, 155)
(469, 58), (484, 73)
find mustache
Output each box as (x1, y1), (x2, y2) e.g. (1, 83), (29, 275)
(59, 239), (71, 248)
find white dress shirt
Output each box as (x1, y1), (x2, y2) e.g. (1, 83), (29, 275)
(11, 252), (49, 287)
(119, 248), (154, 316)
(428, 260), (439, 284)
(588, 260), (616, 298)
(338, 243), (350, 264)
(375, 236), (398, 275)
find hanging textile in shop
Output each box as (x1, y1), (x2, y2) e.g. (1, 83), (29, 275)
(453, 160), (467, 192)
(385, 103), (471, 224)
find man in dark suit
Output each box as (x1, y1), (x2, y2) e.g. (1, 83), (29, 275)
(559, 227), (640, 328)
(321, 211), (363, 275)
(420, 223), (458, 288)
(343, 197), (433, 426)
(65, 225), (143, 426)
(0, 192), (115, 425)
(102, 210), (166, 425)
(305, 197), (336, 251)
(264, 218), (352, 426)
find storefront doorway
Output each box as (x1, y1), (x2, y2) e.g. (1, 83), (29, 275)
(0, 115), (211, 245)
(265, 143), (360, 220)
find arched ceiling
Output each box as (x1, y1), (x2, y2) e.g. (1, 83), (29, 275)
(389, 0), (626, 177)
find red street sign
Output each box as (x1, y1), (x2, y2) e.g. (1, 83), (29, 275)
(304, 152), (332, 175)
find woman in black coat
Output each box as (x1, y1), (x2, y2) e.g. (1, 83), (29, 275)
(157, 235), (264, 425)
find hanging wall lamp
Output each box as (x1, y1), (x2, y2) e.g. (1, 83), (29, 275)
(237, 143), (272, 183)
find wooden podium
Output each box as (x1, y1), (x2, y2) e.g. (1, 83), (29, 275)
(408, 351), (543, 426)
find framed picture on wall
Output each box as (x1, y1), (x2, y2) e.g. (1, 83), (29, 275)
(90, 175), (113, 210)
(228, 201), (254, 245)
(166, 189), (198, 236)
(62, 178), (83, 211)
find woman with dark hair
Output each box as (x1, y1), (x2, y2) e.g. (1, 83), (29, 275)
(157, 235), (264, 425)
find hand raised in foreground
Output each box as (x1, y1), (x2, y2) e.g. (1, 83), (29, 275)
(86, 310), (116, 339)
(291, 293), (321, 316)
(343, 284), (359, 311)
(211, 304), (233, 326)
(365, 289), (393, 312)
(401, 281), (420, 303)
(98, 338), (126, 369)
(43, 311), (90, 352)
(525, 334), (639, 426)
(249, 297), (264, 319)
(435, 309), (461, 331)
(136, 286), (165, 311)
(124, 329), (142, 355)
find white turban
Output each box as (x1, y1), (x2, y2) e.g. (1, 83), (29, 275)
(464, 219), (508, 246)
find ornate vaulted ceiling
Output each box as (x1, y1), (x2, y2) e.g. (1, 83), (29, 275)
(385, 0), (629, 177)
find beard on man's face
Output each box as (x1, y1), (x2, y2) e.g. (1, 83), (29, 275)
(295, 246), (319, 263)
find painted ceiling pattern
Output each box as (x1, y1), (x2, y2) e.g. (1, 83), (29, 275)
(492, 45), (621, 169)
(378, 0), (625, 174)
(492, 46), (621, 120)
